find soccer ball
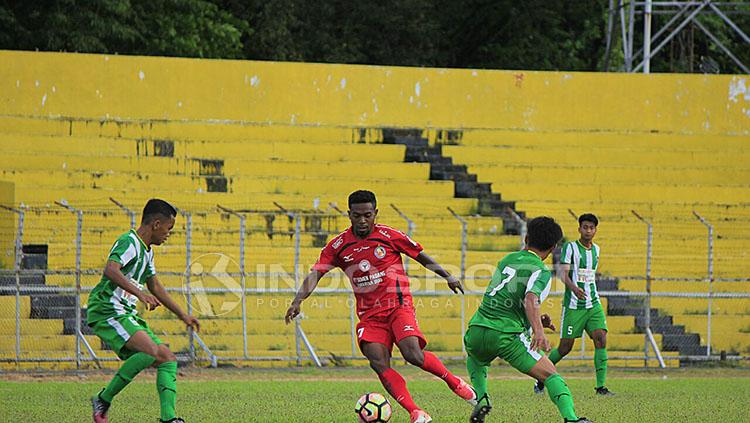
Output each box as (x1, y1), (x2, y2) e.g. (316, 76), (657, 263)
(355, 392), (392, 422)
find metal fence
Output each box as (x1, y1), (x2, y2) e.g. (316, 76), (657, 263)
(0, 202), (748, 370)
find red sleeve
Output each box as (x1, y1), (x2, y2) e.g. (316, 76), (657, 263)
(311, 242), (339, 275)
(390, 229), (423, 259)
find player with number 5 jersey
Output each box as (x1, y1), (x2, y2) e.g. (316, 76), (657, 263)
(540, 213), (614, 397)
(464, 216), (593, 423)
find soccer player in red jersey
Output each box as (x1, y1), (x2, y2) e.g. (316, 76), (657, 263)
(285, 190), (476, 423)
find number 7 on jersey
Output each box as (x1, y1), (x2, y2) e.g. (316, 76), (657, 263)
(488, 266), (516, 296)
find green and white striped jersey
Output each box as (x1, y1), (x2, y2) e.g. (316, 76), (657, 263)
(561, 240), (600, 310)
(86, 230), (156, 323)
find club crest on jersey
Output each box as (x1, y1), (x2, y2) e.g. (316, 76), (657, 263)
(359, 260), (371, 272)
(374, 246), (386, 259)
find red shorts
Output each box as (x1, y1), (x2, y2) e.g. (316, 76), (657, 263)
(356, 306), (427, 352)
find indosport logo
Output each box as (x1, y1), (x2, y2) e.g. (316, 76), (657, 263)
(185, 253), (242, 317)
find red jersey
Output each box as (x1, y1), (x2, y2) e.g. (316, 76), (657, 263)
(312, 224), (423, 319)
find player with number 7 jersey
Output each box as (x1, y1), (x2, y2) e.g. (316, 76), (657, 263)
(464, 216), (592, 423)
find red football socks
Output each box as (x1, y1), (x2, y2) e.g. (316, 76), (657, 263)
(378, 368), (419, 413)
(420, 351), (461, 390)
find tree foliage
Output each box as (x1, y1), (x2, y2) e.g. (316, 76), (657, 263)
(0, 0), (747, 73)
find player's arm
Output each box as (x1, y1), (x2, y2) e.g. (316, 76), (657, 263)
(103, 260), (161, 310)
(285, 270), (325, 324)
(559, 263), (586, 300)
(146, 275), (200, 332)
(414, 252), (464, 294)
(524, 292), (551, 352)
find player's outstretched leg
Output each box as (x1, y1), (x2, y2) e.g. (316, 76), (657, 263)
(397, 336), (477, 405)
(362, 341), (430, 422)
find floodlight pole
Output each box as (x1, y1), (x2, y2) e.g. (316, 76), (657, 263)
(217, 204), (248, 359)
(644, 0), (653, 73)
(693, 211), (714, 357)
(55, 201), (83, 369)
(614, 1), (750, 74)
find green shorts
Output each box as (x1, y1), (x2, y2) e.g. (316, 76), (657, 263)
(89, 314), (162, 360)
(559, 302), (608, 339)
(464, 325), (543, 374)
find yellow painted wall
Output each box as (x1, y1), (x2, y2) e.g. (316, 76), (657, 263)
(1, 50), (748, 135)
(0, 181), (15, 269)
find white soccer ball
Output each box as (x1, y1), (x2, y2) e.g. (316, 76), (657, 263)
(355, 392), (392, 422)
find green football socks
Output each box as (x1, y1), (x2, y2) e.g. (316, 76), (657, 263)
(466, 355), (489, 400)
(545, 373), (578, 421)
(100, 352), (156, 403)
(548, 348), (563, 364)
(594, 348), (608, 388)
(157, 360), (178, 421)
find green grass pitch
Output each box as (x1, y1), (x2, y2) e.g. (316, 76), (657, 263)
(1, 366), (747, 422)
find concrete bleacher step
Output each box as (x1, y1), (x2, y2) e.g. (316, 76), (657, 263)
(457, 130), (749, 149)
(0, 297), (30, 318)
(467, 164), (750, 186)
(14, 189), (479, 215)
(444, 145), (750, 168)
(0, 273), (46, 289)
(5, 168), (456, 198)
(0, 334), (99, 351)
(0, 319), (63, 335)
(605, 287), (711, 358)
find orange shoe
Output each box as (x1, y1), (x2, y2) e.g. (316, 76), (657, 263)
(410, 409), (433, 423)
(453, 377), (478, 405)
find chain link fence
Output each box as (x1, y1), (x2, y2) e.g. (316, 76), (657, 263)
(0, 202), (748, 370)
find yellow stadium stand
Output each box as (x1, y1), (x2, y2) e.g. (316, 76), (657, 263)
(0, 50), (747, 369)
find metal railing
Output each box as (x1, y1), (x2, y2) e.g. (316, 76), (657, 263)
(0, 203), (748, 369)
